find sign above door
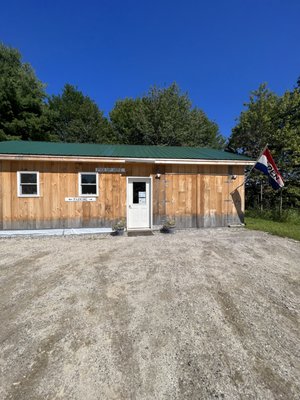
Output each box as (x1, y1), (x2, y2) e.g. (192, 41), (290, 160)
(95, 167), (126, 173)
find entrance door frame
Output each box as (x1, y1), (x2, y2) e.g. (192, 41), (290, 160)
(126, 176), (153, 230)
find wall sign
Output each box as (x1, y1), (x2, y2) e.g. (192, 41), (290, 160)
(65, 197), (96, 202)
(95, 167), (126, 173)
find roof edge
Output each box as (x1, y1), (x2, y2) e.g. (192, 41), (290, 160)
(0, 153), (255, 165)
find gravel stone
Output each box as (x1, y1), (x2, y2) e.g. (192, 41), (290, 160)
(0, 228), (299, 399)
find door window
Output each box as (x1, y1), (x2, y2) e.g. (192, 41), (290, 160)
(133, 182), (146, 204)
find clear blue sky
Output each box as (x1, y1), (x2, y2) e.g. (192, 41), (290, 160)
(1, 0), (299, 138)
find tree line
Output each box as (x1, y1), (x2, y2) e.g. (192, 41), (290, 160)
(0, 43), (299, 209)
(0, 43), (224, 148)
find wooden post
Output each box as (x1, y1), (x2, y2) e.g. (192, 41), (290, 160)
(260, 181), (263, 212)
(279, 188), (283, 217)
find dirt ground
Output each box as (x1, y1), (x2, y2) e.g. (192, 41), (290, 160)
(0, 228), (299, 400)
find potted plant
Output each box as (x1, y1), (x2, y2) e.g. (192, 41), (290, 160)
(112, 218), (126, 236)
(161, 217), (176, 233)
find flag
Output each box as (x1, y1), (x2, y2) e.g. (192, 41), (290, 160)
(254, 147), (284, 190)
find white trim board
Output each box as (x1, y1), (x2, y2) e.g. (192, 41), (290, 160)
(0, 227), (113, 237)
(0, 154), (254, 165)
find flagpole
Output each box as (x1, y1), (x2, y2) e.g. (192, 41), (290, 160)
(230, 144), (268, 194)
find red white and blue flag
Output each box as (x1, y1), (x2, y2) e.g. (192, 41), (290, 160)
(254, 147), (284, 190)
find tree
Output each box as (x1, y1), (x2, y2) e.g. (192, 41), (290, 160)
(273, 87), (300, 207)
(228, 83), (279, 157)
(228, 81), (300, 209)
(183, 108), (223, 148)
(109, 98), (151, 145)
(0, 43), (51, 141)
(48, 84), (114, 143)
(0, 44), (224, 149)
(141, 84), (192, 146)
(110, 83), (224, 148)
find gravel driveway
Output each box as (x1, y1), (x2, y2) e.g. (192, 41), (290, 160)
(0, 228), (299, 400)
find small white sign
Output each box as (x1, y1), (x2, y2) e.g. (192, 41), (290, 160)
(138, 191), (146, 198)
(139, 197), (146, 204)
(95, 167), (126, 173)
(65, 197), (96, 202)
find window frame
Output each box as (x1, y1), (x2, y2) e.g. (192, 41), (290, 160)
(17, 171), (40, 198)
(78, 172), (99, 197)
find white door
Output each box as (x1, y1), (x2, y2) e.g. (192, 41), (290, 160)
(127, 177), (151, 229)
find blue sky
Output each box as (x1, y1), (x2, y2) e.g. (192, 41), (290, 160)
(1, 0), (299, 138)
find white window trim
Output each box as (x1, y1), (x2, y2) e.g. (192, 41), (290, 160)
(17, 171), (40, 198)
(78, 172), (99, 197)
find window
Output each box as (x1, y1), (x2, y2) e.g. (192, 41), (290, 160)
(133, 181), (146, 204)
(79, 173), (98, 196)
(17, 172), (40, 197)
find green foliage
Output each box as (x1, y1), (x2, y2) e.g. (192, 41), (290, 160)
(110, 83), (225, 148)
(109, 98), (150, 145)
(0, 43), (51, 141)
(162, 217), (176, 228)
(245, 208), (300, 224)
(48, 84), (113, 143)
(229, 83), (279, 157)
(245, 215), (300, 242)
(184, 108), (223, 148)
(112, 218), (126, 231)
(0, 43), (225, 150)
(229, 81), (300, 209)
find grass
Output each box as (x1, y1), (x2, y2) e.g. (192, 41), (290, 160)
(245, 216), (300, 241)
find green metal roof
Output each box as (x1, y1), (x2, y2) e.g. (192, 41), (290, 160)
(0, 141), (253, 161)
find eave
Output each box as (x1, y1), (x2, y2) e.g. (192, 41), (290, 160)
(0, 154), (254, 166)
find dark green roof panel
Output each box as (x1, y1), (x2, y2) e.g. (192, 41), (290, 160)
(0, 141), (252, 161)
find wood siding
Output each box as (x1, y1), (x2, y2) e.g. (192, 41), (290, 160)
(0, 160), (245, 229)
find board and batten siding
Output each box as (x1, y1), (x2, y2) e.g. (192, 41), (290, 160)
(0, 160), (245, 229)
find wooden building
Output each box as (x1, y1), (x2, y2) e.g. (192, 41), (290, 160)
(0, 141), (253, 230)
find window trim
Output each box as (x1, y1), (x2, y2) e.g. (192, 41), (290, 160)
(17, 171), (40, 198)
(78, 172), (99, 197)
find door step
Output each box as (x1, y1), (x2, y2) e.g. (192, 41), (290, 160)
(127, 230), (154, 237)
